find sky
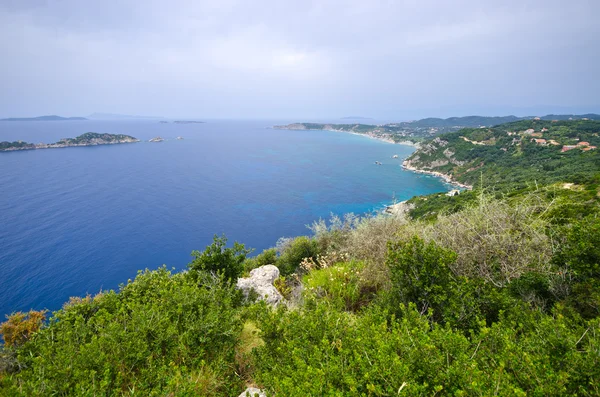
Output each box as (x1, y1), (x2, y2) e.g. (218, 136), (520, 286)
(1, 0), (599, 120)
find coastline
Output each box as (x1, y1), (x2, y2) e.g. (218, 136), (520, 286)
(274, 124), (470, 211)
(0, 140), (140, 152)
(401, 160), (473, 190)
(300, 127), (472, 190)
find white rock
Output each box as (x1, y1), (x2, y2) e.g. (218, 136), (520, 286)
(237, 265), (283, 306)
(238, 387), (267, 397)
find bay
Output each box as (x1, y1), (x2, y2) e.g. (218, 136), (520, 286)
(0, 119), (448, 317)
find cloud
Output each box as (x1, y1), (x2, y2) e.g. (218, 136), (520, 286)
(0, 0), (598, 118)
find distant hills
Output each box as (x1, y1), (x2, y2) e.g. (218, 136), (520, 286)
(405, 114), (600, 128)
(275, 113), (600, 144)
(1, 115), (87, 121)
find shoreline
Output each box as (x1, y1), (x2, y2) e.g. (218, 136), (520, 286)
(401, 161), (473, 190)
(306, 127), (472, 190)
(274, 125), (470, 209)
(0, 140), (140, 152)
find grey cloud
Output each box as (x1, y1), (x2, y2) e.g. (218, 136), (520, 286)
(0, 0), (598, 119)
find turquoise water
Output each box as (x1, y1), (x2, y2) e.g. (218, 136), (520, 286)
(0, 119), (449, 316)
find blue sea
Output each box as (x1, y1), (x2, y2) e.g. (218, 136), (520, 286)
(0, 119), (449, 317)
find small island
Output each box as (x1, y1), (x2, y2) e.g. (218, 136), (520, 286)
(149, 136), (164, 142)
(0, 132), (139, 152)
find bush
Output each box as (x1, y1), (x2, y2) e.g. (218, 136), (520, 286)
(304, 261), (375, 311)
(3, 267), (244, 395)
(276, 236), (319, 276)
(243, 248), (277, 274)
(251, 302), (600, 395)
(0, 310), (46, 348)
(189, 234), (251, 283)
(552, 216), (600, 318)
(386, 236), (462, 324)
(421, 193), (552, 286)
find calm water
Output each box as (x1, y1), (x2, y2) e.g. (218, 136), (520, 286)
(0, 119), (448, 317)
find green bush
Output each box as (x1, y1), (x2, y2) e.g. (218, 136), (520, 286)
(251, 302), (600, 395)
(189, 234), (251, 283)
(243, 248), (277, 274)
(304, 261), (375, 311)
(386, 236), (459, 323)
(553, 216), (600, 318)
(276, 236), (319, 276)
(3, 267), (244, 396)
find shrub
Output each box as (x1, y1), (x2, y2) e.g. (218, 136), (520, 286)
(189, 234), (252, 283)
(244, 248), (277, 274)
(4, 267), (244, 395)
(552, 216), (600, 318)
(0, 310), (46, 348)
(251, 302), (600, 395)
(304, 261), (375, 311)
(276, 236), (319, 276)
(386, 236), (460, 323)
(421, 193), (552, 286)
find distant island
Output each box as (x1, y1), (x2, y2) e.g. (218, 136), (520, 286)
(1, 115), (87, 121)
(0, 132), (139, 152)
(158, 120), (205, 124)
(274, 113), (600, 144)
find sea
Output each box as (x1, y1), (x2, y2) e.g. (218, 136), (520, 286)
(0, 119), (449, 317)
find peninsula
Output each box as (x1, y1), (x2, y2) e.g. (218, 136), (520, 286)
(0, 132), (139, 152)
(274, 113), (600, 144)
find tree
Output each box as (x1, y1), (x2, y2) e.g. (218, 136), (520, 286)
(188, 235), (251, 283)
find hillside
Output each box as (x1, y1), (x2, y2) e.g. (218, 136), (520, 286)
(404, 119), (600, 189)
(274, 114), (600, 143)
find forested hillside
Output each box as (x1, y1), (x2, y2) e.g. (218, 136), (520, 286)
(404, 119), (600, 188)
(1, 121), (600, 396)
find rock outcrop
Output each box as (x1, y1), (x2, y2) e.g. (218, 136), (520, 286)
(237, 265), (283, 306)
(238, 387), (267, 397)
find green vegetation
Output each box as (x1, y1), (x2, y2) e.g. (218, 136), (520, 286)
(405, 119), (600, 189)
(275, 114), (600, 143)
(58, 132), (138, 145)
(0, 141), (35, 151)
(2, 119), (600, 395)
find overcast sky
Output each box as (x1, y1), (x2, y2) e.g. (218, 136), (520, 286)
(1, 0), (599, 119)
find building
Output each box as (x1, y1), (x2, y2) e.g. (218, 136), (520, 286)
(561, 145), (577, 152)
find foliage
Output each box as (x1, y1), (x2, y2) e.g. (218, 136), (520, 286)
(421, 193), (553, 286)
(243, 248), (277, 274)
(405, 119), (600, 192)
(304, 261), (375, 312)
(386, 237), (466, 325)
(1, 267), (244, 396)
(251, 302), (600, 396)
(0, 311), (46, 348)
(552, 216), (600, 318)
(275, 236), (320, 276)
(189, 234), (252, 283)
